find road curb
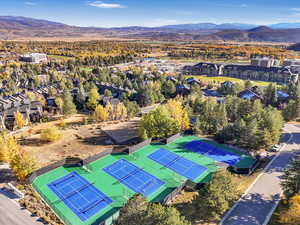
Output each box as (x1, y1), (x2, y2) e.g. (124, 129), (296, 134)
(219, 127), (293, 225)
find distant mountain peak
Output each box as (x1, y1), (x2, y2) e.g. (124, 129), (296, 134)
(248, 26), (273, 32)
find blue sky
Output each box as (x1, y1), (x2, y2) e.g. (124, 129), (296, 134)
(1, 0), (300, 27)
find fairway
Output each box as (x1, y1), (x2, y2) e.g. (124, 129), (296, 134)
(33, 136), (255, 225)
(184, 75), (277, 87)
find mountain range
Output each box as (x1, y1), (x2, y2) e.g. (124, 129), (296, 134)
(1, 16), (300, 43)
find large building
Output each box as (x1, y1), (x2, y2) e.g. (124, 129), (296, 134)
(282, 59), (300, 67)
(251, 57), (280, 68)
(19, 53), (47, 63)
(184, 59), (299, 84)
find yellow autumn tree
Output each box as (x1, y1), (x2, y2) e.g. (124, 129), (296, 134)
(10, 150), (37, 182)
(105, 102), (112, 120)
(114, 103), (128, 120)
(280, 193), (300, 225)
(14, 111), (27, 129)
(94, 104), (109, 122)
(0, 134), (20, 162)
(165, 98), (190, 131)
(55, 97), (64, 114)
(40, 126), (62, 142)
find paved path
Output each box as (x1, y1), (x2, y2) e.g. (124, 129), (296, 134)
(0, 164), (43, 225)
(220, 124), (300, 225)
(0, 190), (43, 225)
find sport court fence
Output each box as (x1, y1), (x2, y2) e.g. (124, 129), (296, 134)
(162, 180), (187, 205)
(27, 148), (113, 184)
(123, 138), (152, 154)
(162, 133), (181, 145)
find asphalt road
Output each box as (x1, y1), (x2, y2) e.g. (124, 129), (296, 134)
(220, 124), (300, 225)
(0, 167), (43, 225)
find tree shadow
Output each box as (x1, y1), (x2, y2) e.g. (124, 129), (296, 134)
(81, 131), (114, 146)
(224, 193), (281, 225)
(19, 138), (48, 147)
(0, 167), (16, 183)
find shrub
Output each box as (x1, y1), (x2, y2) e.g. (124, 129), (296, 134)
(40, 127), (62, 142)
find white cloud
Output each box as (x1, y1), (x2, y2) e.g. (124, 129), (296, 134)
(24, 1), (36, 5)
(291, 8), (300, 11)
(88, 1), (125, 9)
(215, 3), (249, 8)
(289, 8), (300, 18)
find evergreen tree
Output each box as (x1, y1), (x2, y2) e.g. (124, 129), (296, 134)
(195, 170), (240, 220)
(116, 194), (147, 225)
(144, 204), (191, 225)
(281, 157), (300, 198)
(264, 84), (278, 106)
(283, 100), (300, 121)
(62, 90), (77, 115)
(162, 81), (176, 98)
(137, 86), (154, 107)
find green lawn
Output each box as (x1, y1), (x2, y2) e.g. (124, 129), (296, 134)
(48, 55), (74, 60)
(185, 75), (277, 87)
(80, 67), (93, 73)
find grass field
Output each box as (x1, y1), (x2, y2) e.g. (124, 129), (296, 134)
(80, 67), (93, 73)
(185, 75), (276, 87)
(48, 55), (74, 60)
(32, 136), (255, 225)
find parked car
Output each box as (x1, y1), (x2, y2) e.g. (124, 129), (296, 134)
(269, 144), (280, 152)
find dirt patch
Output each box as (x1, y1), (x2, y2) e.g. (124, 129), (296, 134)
(19, 116), (142, 167)
(102, 118), (141, 144)
(21, 124), (113, 167)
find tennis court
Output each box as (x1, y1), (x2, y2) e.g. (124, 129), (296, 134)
(48, 171), (113, 222)
(103, 159), (165, 197)
(33, 136), (250, 225)
(148, 148), (207, 181)
(184, 140), (241, 166)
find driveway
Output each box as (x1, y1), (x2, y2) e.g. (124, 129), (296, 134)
(220, 123), (300, 225)
(0, 164), (43, 225)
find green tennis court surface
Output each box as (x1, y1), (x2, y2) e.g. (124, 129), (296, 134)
(32, 136), (255, 225)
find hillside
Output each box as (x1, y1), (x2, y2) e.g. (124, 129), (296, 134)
(201, 26), (300, 43)
(1, 16), (300, 43)
(288, 43), (300, 51)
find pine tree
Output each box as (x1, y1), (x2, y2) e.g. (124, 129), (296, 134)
(116, 195), (148, 225)
(264, 84), (278, 106)
(281, 157), (300, 198)
(195, 170), (240, 220)
(62, 90), (77, 115)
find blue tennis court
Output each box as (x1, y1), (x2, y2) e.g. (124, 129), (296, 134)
(184, 140), (241, 166)
(48, 172), (113, 221)
(103, 159), (165, 197)
(148, 148), (207, 181)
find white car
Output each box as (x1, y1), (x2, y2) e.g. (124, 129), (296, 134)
(270, 144), (280, 152)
